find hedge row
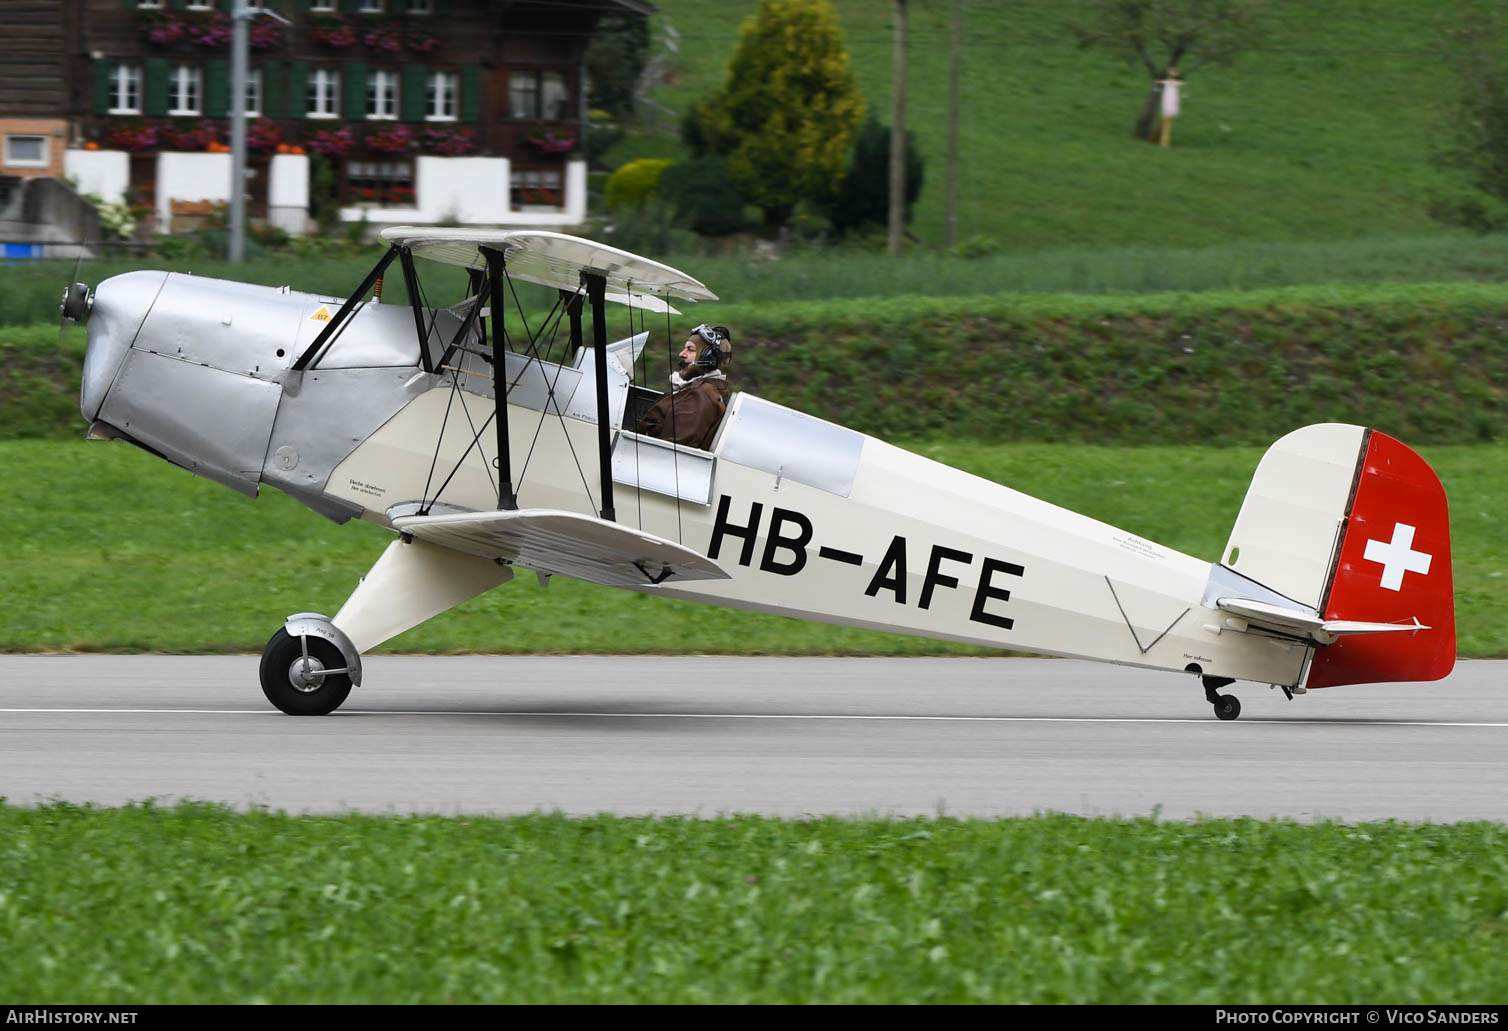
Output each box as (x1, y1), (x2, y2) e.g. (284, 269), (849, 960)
(690, 282), (1508, 445)
(8, 282), (1508, 444)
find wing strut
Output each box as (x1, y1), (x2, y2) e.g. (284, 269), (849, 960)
(582, 268), (616, 522)
(481, 246), (517, 510)
(397, 247), (436, 374)
(291, 244), (400, 371)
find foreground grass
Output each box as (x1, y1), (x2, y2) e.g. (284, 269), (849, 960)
(3, 440), (1505, 656)
(0, 802), (1504, 1004)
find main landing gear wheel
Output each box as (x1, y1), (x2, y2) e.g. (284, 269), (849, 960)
(259, 628), (353, 716)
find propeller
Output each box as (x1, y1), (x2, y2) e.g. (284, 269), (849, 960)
(58, 236), (94, 346)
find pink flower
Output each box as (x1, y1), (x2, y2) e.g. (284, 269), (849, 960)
(249, 21), (284, 50)
(311, 21), (357, 48)
(366, 123), (412, 153)
(527, 129), (578, 154)
(421, 127), (477, 156)
(308, 126), (355, 156)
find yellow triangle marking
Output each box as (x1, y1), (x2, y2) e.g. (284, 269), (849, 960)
(310, 306), (332, 322)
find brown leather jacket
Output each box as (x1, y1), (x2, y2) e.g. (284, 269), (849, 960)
(635, 374), (729, 450)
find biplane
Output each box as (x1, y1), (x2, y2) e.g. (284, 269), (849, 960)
(65, 229), (1454, 719)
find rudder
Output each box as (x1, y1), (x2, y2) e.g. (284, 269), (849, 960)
(1306, 429), (1454, 688)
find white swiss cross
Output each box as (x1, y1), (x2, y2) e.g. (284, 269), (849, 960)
(1363, 522), (1432, 592)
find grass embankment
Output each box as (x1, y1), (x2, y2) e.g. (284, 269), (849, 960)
(1, 803), (1505, 1003)
(4, 440), (1505, 656)
(11, 233), (1508, 327)
(13, 281), (1508, 443)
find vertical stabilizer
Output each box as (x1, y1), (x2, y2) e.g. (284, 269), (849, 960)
(1221, 423), (1366, 608)
(1221, 425), (1454, 690)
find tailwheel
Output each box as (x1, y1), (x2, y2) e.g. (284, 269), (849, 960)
(1212, 694), (1242, 721)
(1200, 673), (1241, 722)
(259, 627), (354, 716)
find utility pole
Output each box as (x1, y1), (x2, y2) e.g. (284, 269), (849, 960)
(887, 0), (908, 256)
(228, 3), (289, 262)
(945, 0), (963, 249)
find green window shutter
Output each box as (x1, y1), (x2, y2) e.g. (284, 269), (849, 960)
(293, 0), (310, 11)
(217, 0), (233, 12)
(344, 61), (368, 120)
(460, 65), (479, 123)
(287, 60), (307, 116)
(434, 0), (451, 15)
(264, 61), (284, 118)
(144, 58), (169, 116)
(93, 60), (113, 116)
(124, 0), (139, 10)
(401, 63), (425, 122)
(168, 0), (187, 9)
(205, 59), (229, 117)
(340, 0), (360, 13)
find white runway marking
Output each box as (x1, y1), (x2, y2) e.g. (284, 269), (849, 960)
(3, 707), (1506, 728)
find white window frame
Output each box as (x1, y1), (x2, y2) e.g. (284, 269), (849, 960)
(4, 135), (49, 170)
(136, 0), (164, 8)
(310, 0), (336, 10)
(408, 0), (433, 13)
(366, 69), (398, 120)
(244, 68), (262, 117)
(358, 0), (384, 12)
(307, 68), (339, 119)
(109, 63), (142, 115)
(168, 65), (202, 117)
(185, 0), (212, 10)
(425, 71), (457, 122)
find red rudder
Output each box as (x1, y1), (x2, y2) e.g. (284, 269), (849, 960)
(1306, 431), (1455, 689)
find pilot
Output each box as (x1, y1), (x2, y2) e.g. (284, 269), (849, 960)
(636, 324), (732, 450)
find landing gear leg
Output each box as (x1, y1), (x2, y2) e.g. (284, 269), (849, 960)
(1202, 674), (1241, 721)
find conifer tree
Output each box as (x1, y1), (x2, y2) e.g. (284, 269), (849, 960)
(693, 0), (865, 228)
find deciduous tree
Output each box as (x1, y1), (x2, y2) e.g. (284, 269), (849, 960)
(1072, 0), (1267, 138)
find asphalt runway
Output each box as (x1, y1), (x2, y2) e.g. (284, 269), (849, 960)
(1, 655), (1504, 822)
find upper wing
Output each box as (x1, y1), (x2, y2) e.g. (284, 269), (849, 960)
(391, 508), (730, 588)
(378, 227), (716, 304)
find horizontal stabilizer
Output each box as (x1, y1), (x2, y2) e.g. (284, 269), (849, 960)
(392, 508), (730, 588)
(1216, 597), (1428, 645)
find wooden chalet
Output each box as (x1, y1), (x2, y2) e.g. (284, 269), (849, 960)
(0, 0), (650, 229)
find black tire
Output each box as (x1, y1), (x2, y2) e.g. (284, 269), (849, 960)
(1213, 694), (1242, 721)
(259, 628), (353, 716)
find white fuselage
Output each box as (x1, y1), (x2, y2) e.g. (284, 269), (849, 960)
(327, 379), (1312, 687)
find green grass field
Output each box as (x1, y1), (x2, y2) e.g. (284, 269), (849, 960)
(2, 802), (1505, 1004)
(624, 0), (1470, 251)
(4, 439), (1505, 656)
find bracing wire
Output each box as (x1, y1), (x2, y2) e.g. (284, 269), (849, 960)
(509, 282), (597, 513)
(665, 302), (682, 545)
(415, 271), (494, 509)
(625, 281), (644, 532)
